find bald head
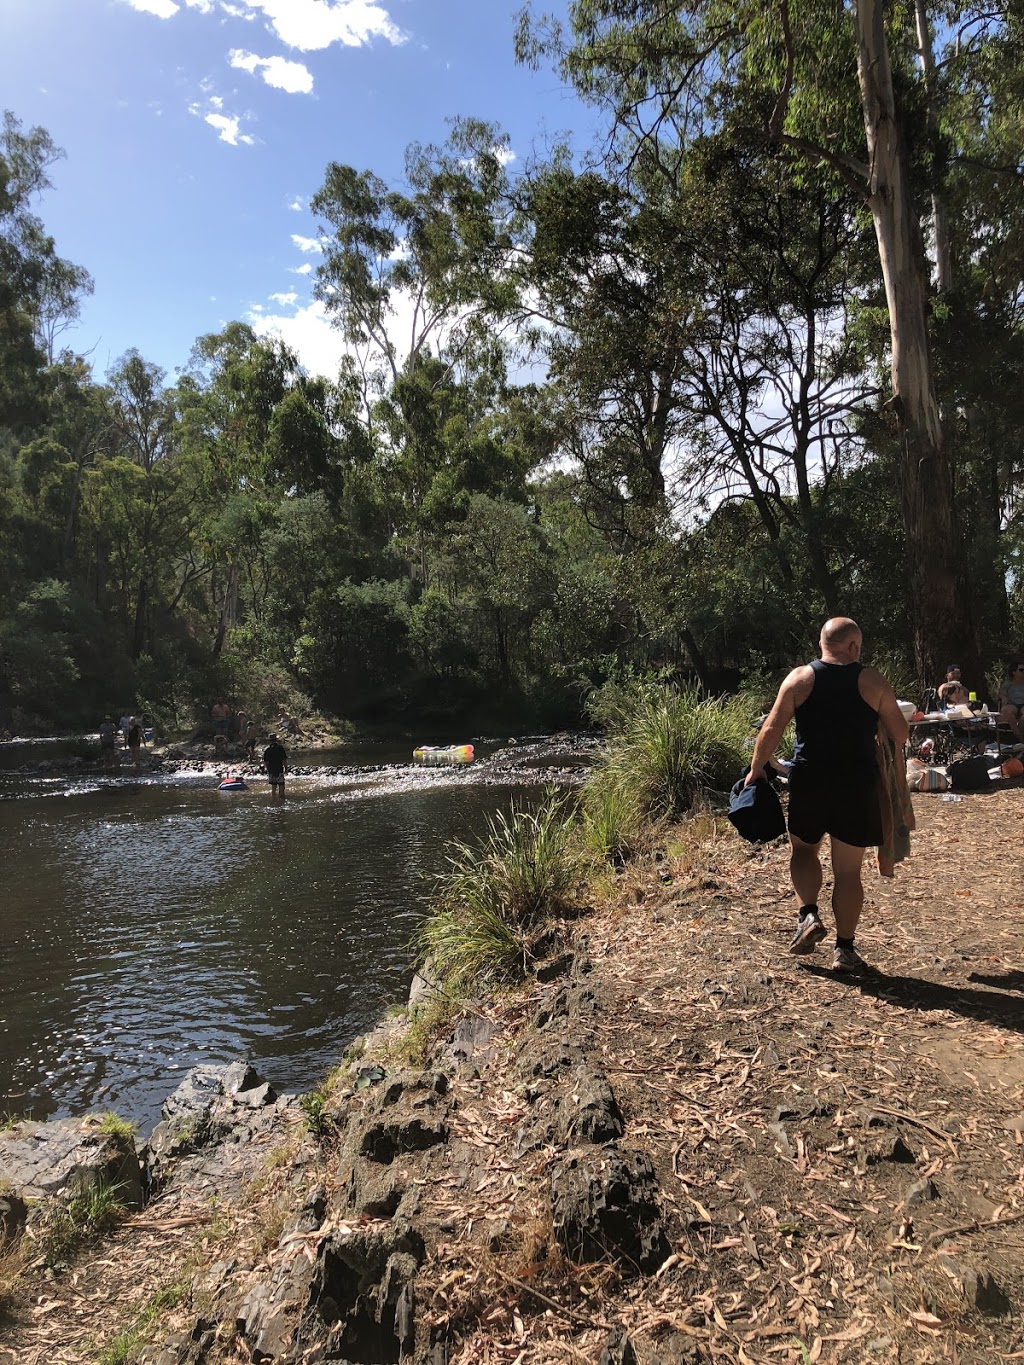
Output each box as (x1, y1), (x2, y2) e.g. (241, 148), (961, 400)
(820, 617), (863, 662)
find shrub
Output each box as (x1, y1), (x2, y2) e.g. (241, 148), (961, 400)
(416, 791), (581, 991)
(579, 768), (643, 865)
(593, 684), (748, 821)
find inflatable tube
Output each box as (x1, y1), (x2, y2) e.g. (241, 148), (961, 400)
(412, 744), (474, 763)
(218, 778), (247, 791)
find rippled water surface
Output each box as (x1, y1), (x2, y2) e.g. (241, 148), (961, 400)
(0, 739), (541, 1130)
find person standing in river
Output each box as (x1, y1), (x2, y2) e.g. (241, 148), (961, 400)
(98, 715), (117, 769)
(262, 735), (287, 797)
(127, 716), (143, 771)
(745, 617), (909, 972)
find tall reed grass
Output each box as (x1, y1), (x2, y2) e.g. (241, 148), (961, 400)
(592, 684), (749, 821)
(415, 791), (581, 991)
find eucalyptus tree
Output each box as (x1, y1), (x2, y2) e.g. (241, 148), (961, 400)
(0, 111), (92, 434)
(517, 139), (881, 634)
(95, 351), (185, 658)
(309, 122), (531, 581)
(517, 0), (1006, 681)
(176, 323), (344, 653)
(310, 119), (520, 391)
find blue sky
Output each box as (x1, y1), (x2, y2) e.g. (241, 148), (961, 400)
(2, 0), (597, 382)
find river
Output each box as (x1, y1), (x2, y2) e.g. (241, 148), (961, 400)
(0, 736), (580, 1132)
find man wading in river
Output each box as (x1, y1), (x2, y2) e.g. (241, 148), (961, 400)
(745, 617), (908, 973)
(263, 736), (287, 798)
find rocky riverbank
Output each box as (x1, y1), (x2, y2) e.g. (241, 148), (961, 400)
(4, 787), (1024, 1363)
(0, 732), (598, 788)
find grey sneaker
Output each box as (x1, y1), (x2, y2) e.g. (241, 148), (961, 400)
(832, 944), (867, 973)
(789, 912), (827, 955)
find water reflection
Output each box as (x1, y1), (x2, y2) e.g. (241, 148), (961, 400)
(0, 765), (537, 1131)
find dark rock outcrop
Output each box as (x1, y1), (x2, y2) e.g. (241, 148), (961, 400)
(549, 1146), (670, 1274)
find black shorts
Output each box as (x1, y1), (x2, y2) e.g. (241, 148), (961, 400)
(787, 764), (882, 849)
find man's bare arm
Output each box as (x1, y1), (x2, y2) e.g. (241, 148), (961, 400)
(745, 668), (809, 785)
(868, 672), (910, 747)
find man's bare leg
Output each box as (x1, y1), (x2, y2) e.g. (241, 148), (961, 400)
(829, 836), (867, 941)
(787, 834), (828, 954)
(790, 834), (823, 910)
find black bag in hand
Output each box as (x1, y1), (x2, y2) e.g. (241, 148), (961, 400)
(728, 769), (786, 843)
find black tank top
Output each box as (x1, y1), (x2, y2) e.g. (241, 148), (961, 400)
(791, 660), (879, 775)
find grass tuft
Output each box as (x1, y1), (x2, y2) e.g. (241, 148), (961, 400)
(415, 791), (581, 992)
(94, 1112), (137, 1151)
(96, 1282), (186, 1365)
(593, 684), (748, 822)
(37, 1176), (128, 1270)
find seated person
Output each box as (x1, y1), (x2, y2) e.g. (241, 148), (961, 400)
(937, 664), (970, 708)
(997, 662), (1024, 740)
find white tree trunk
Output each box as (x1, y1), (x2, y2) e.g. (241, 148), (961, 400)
(852, 0), (976, 684)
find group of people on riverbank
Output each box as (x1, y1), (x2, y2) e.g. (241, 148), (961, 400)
(204, 701), (303, 754)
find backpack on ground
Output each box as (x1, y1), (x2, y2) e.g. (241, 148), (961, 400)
(946, 754), (994, 792)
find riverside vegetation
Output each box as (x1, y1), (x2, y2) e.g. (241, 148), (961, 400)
(3, 683), (1024, 1360)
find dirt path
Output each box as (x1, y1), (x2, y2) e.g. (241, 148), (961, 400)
(3, 786), (1024, 1363)
(573, 785), (1024, 1362)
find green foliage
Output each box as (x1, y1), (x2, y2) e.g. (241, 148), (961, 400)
(0, 579), (79, 722)
(595, 684), (749, 821)
(416, 791), (581, 990)
(579, 768), (642, 865)
(299, 1089), (334, 1144)
(295, 577), (413, 716)
(38, 1176), (127, 1269)
(95, 1111), (136, 1151)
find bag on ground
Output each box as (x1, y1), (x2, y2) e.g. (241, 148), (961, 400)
(946, 754), (994, 792)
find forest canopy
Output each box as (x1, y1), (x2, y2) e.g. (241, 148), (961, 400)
(1, 0), (1023, 735)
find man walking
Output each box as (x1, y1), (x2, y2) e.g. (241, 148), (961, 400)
(745, 618), (909, 971)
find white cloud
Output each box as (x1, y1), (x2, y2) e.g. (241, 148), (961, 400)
(291, 234), (323, 254)
(288, 196), (306, 212)
(185, 0), (214, 10)
(237, 0), (404, 52)
(289, 262), (314, 275)
(247, 298), (349, 378)
(187, 101), (255, 145)
(119, 0), (180, 17)
(207, 113), (254, 144)
(220, 2), (257, 16)
(189, 90), (256, 144)
(229, 49), (314, 94)
(270, 291), (298, 305)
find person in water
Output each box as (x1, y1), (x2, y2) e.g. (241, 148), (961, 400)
(262, 736), (287, 797)
(127, 717), (143, 771)
(99, 715), (117, 769)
